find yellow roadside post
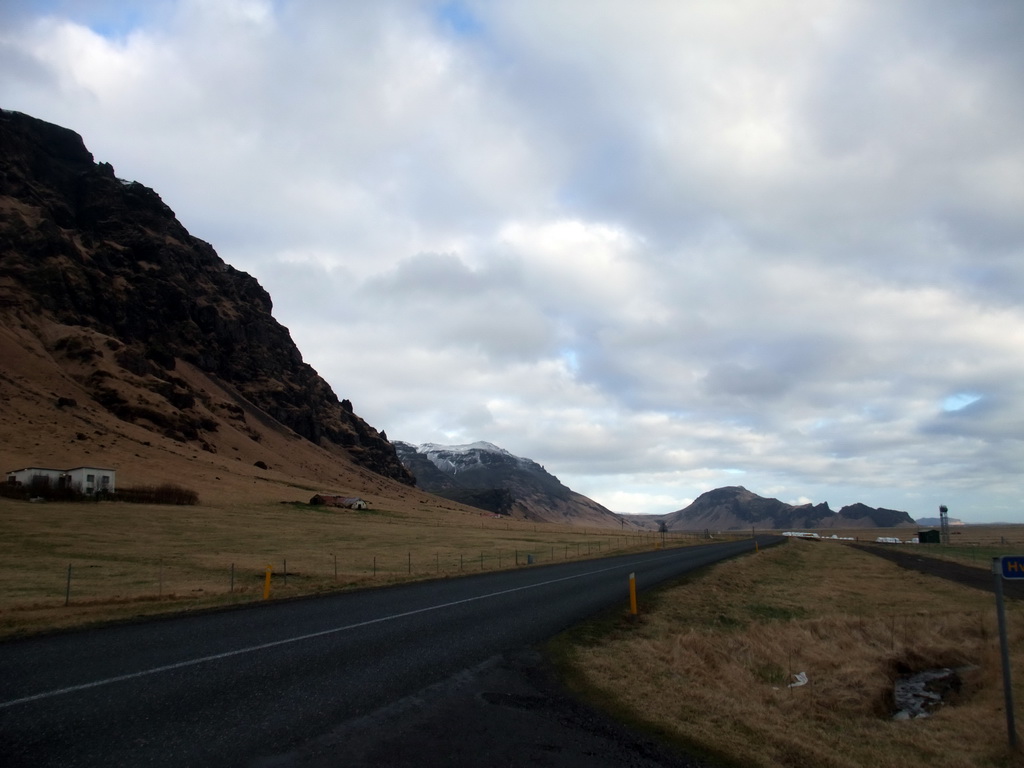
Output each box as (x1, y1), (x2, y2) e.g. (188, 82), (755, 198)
(263, 565), (273, 600)
(629, 572), (638, 616)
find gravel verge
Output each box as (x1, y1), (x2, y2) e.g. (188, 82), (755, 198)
(254, 647), (710, 768)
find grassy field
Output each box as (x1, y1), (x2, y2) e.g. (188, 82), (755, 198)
(553, 536), (1024, 768)
(0, 496), (703, 638)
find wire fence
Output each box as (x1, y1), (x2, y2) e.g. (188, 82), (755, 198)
(44, 531), (734, 608)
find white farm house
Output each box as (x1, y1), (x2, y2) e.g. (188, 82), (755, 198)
(6, 466), (116, 495)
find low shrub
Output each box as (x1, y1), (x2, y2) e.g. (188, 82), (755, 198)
(0, 481), (198, 505)
(0, 479), (94, 502)
(114, 484), (199, 505)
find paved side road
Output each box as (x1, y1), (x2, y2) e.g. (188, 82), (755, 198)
(0, 537), (780, 766)
(847, 543), (1024, 599)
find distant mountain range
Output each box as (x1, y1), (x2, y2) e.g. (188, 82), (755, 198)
(396, 442), (919, 532)
(394, 441), (631, 527)
(635, 486), (916, 531)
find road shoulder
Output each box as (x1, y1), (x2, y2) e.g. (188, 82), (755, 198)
(254, 647), (709, 768)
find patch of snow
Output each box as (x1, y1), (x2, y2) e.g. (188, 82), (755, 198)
(417, 441), (509, 456)
(415, 440), (536, 474)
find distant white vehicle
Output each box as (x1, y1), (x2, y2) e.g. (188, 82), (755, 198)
(782, 531), (820, 539)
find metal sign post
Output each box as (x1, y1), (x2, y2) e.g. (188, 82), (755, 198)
(994, 556), (1022, 749)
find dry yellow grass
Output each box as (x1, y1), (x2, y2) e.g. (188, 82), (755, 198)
(559, 538), (1024, 768)
(0, 495), (711, 638)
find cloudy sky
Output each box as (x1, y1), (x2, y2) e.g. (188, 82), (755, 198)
(3, 1), (1023, 522)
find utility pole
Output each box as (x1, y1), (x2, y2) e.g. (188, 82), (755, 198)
(939, 505), (950, 545)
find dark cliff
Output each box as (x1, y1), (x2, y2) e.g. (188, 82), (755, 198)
(0, 109), (413, 484)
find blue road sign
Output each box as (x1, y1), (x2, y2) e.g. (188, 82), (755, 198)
(1000, 556), (1024, 579)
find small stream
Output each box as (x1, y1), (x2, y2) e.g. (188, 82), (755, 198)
(892, 668), (965, 719)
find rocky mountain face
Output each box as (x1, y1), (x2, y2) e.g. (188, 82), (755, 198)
(652, 486), (916, 531)
(0, 109), (412, 484)
(394, 441), (629, 528)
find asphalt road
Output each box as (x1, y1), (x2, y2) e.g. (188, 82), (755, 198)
(0, 537), (780, 766)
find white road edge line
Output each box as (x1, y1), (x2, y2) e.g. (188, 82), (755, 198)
(1, 550), (692, 709)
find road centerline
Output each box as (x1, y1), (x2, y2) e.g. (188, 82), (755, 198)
(0, 551), (674, 710)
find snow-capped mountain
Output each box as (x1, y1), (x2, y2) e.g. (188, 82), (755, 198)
(394, 441), (631, 528)
(416, 441), (533, 475)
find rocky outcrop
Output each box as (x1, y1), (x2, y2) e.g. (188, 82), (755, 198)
(835, 503), (918, 528)
(0, 109), (413, 484)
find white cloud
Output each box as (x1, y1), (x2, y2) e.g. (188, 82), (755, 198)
(3, 0), (1024, 522)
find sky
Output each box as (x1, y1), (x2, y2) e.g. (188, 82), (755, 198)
(2, 1), (1023, 522)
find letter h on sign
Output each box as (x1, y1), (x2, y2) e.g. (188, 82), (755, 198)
(1000, 556), (1024, 579)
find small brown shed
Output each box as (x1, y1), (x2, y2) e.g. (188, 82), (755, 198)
(310, 494), (368, 510)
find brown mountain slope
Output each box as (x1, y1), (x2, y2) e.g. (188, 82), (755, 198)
(0, 109), (423, 505)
